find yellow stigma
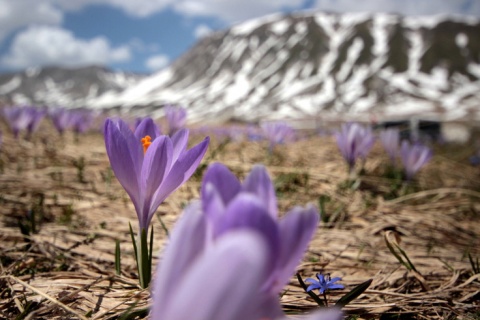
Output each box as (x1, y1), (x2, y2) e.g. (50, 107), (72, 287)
(141, 135), (152, 154)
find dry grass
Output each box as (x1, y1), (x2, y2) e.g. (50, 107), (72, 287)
(0, 120), (479, 320)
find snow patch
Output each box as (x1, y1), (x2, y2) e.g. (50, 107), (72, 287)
(456, 33), (468, 48)
(231, 14), (281, 35)
(224, 73), (250, 105)
(336, 37), (364, 82)
(271, 20), (290, 35)
(403, 15), (442, 29)
(25, 67), (40, 78)
(295, 21), (307, 34)
(0, 76), (21, 94)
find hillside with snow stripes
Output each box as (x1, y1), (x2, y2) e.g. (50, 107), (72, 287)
(2, 11), (480, 124)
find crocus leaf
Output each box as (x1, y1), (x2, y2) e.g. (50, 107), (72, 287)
(139, 227), (150, 288)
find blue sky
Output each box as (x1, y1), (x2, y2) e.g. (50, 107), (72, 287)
(0, 0), (479, 74)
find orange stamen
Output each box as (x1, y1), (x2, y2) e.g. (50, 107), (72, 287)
(141, 135), (152, 154)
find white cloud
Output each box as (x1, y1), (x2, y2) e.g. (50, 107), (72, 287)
(0, 25), (131, 70)
(145, 54), (170, 71)
(194, 24), (213, 38)
(128, 38), (160, 53)
(173, 0), (305, 23)
(55, 0), (302, 21)
(0, 0), (63, 44)
(312, 0), (480, 16)
(54, 0), (173, 17)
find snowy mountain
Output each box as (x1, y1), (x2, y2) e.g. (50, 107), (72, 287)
(2, 12), (480, 123)
(0, 65), (145, 108)
(91, 11), (480, 123)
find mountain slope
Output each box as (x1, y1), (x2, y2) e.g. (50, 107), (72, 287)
(0, 65), (145, 108)
(91, 11), (480, 123)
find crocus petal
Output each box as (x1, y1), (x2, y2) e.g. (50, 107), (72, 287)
(176, 136), (210, 179)
(150, 136), (209, 212)
(217, 193), (281, 272)
(153, 230), (268, 320)
(357, 133), (375, 158)
(170, 128), (189, 162)
(242, 164), (278, 217)
(202, 182), (228, 229)
(412, 146), (432, 172)
(400, 141), (432, 179)
(336, 122), (375, 168)
(140, 136), (173, 229)
(201, 162), (241, 206)
(269, 204), (319, 292)
(134, 117), (161, 140)
(104, 119), (143, 212)
(152, 202), (210, 309)
(380, 128), (400, 162)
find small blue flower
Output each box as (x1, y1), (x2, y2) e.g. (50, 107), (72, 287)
(306, 273), (344, 294)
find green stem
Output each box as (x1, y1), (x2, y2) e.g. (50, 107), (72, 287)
(138, 227), (152, 289)
(129, 225), (153, 289)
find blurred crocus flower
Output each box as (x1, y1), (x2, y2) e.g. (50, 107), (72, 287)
(201, 164), (319, 303)
(261, 121), (295, 151)
(49, 107), (73, 135)
(152, 209), (270, 320)
(25, 106), (46, 138)
(335, 122), (375, 172)
(2, 106), (34, 138)
(70, 109), (95, 135)
(379, 128), (400, 164)
(164, 105), (187, 135)
(151, 164), (342, 320)
(400, 140), (432, 181)
(247, 124), (263, 142)
(104, 117), (209, 287)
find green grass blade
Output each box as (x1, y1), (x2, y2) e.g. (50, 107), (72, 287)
(156, 213), (169, 237)
(335, 278), (372, 308)
(115, 239), (121, 276)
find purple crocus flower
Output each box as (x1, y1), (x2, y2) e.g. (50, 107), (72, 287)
(335, 122), (375, 172)
(152, 207), (270, 320)
(306, 273), (344, 294)
(70, 109), (95, 134)
(400, 140), (432, 181)
(164, 105), (187, 135)
(26, 107), (46, 137)
(379, 128), (400, 164)
(49, 107), (73, 135)
(201, 163), (318, 296)
(2, 106), (33, 138)
(247, 124), (263, 142)
(103, 117), (209, 231)
(151, 167), (343, 320)
(261, 121), (295, 151)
